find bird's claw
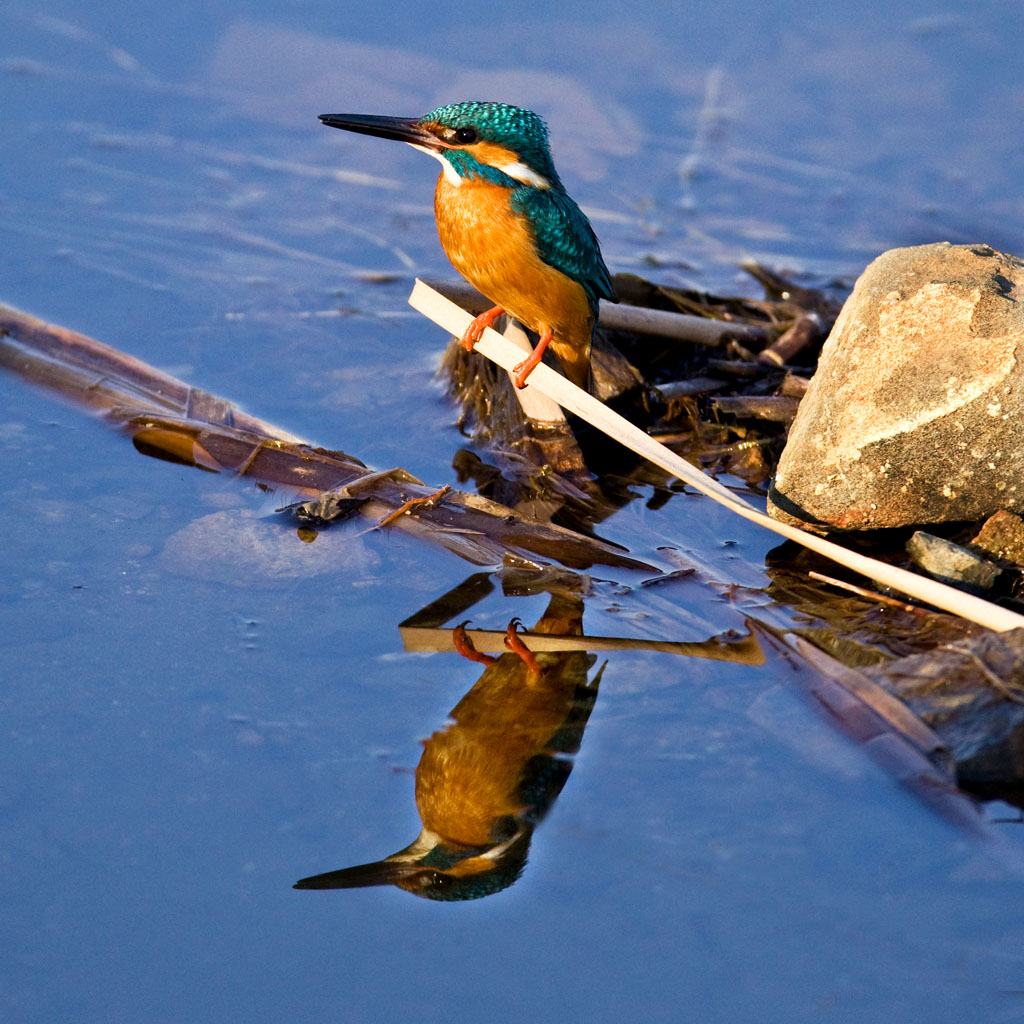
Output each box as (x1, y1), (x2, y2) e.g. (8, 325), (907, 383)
(511, 353), (541, 389)
(504, 617), (541, 677)
(453, 621), (497, 667)
(510, 327), (552, 388)
(460, 305), (504, 352)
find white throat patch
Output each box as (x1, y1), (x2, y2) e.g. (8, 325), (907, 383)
(408, 143), (463, 187)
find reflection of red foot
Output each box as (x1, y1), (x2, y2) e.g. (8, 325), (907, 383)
(460, 305), (504, 352)
(453, 621), (496, 667)
(504, 617), (541, 677)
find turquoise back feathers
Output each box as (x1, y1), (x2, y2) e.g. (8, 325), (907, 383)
(514, 187), (616, 317)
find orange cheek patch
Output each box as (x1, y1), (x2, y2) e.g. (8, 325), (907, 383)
(469, 141), (521, 166)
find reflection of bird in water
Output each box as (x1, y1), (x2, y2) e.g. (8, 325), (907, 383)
(318, 101), (615, 391)
(295, 592), (602, 900)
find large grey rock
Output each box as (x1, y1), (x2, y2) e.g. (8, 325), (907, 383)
(769, 243), (1024, 531)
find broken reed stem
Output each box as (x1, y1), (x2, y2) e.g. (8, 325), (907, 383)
(409, 279), (1024, 634)
(422, 277), (767, 347)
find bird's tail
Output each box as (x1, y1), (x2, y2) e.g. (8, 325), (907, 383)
(550, 322), (593, 393)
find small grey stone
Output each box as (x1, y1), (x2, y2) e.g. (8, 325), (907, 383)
(906, 530), (1002, 592)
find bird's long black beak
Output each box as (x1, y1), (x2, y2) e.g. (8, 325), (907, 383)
(318, 113), (443, 150)
(294, 857), (421, 890)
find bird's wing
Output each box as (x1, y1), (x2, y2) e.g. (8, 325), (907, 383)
(511, 188), (616, 311)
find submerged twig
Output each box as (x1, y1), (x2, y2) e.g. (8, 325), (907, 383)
(0, 301), (653, 571)
(375, 484), (452, 528)
(751, 622), (1000, 841)
(807, 571), (928, 614)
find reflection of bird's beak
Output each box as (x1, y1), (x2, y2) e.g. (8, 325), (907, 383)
(318, 113), (446, 151)
(293, 856), (421, 890)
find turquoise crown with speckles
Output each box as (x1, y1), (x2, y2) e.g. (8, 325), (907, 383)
(420, 101), (562, 187)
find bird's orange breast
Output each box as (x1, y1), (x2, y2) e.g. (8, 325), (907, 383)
(413, 649), (592, 847)
(433, 175), (594, 381)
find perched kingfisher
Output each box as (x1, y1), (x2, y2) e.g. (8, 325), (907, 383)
(319, 101), (616, 390)
(294, 595), (602, 901)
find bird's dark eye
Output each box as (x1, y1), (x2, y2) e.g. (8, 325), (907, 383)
(454, 127), (478, 144)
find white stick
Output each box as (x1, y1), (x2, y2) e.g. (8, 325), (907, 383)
(500, 320), (567, 423)
(409, 279), (1024, 633)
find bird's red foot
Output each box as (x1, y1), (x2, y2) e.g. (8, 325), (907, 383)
(511, 328), (553, 389)
(504, 617), (541, 676)
(461, 305), (504, 352)
(453, 621), (497, 667)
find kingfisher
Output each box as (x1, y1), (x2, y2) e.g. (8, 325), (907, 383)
(294, 596), (601, 901)
(319, 101), (616, 390)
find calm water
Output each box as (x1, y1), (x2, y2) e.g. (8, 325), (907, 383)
(4, 2), (1024, 1021)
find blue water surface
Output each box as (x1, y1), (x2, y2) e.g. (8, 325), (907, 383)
(4, 2), (1024, 1021)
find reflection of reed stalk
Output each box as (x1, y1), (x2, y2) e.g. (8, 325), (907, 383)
(400, 624), (764, 665)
